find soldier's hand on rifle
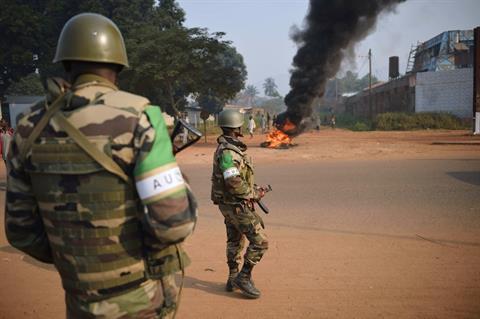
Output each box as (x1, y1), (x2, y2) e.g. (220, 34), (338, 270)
(256, 187), (266, 199)
(254, 184), (271, 200)
(253, 185), (272, 214)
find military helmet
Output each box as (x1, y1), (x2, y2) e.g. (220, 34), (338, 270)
(218, 109), (244, 128)
(53, 13), (129, 67)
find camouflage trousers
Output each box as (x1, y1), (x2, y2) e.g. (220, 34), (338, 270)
(65, 276), (178, 319)
(218, 203), (268, 268)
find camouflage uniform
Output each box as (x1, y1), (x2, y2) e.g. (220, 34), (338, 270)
(211, 135), (268, 280)
(5, 74), (197, 318)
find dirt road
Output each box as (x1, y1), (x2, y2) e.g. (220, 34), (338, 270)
(1, 129), (479, 318)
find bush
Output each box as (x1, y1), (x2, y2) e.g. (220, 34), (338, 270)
(375, 112), (467, 130)
(375, 113), (413, 130)
(352, 122), (370, 131)
(335, 113), (358, 128)
(336, 113), (372, 131)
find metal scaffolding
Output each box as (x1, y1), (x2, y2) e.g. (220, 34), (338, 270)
(407, 30), (474, 74)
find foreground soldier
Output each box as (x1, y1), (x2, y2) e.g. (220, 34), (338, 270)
(211, 110), (268, 299)
(5, 13), (197, 318)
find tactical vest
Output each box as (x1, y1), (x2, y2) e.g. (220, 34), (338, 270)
(211, 137), (255, 204)
(24, 84), (186, 300)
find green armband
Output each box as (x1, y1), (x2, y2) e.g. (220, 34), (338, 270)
(134, 106), (186, 204)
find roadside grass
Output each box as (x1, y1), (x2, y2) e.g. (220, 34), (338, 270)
(376, 112), (468, 130)
(336, 112), (468, 131)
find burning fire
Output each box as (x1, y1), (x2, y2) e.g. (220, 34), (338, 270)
(264, 129), (292, 149)
(261, 118), (296, 149)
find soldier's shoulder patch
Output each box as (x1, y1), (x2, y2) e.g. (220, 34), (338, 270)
(220, 151), (235, 171)
(220, 151), (240, 179)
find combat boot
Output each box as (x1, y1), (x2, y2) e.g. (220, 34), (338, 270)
(225, 271), (238, 292)
(232, 263), (260, 299)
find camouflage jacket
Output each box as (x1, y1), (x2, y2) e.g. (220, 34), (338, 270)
(5, 74), (197, 309)
(211, 135), (261, 205)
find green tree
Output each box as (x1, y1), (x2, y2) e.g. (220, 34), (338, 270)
(0, 0), (157, 96)
(0, 0), (246, 117)
(259, 97), (286, 115)
(358, 73), (378, 91)
(122, 24), (245, 116)
(244, 85), (258, 107)
(197, 91), (225, 115)
(0, 0), (45, 97)
(121, 24), (192, 115)
(336, 71), (379, 94)
(155, 0), (185, 27)
(339, 71), (359, 93)
(263, 77), (279, 97)
(5, 73), (44, 96)
(196, 45), (247, 114)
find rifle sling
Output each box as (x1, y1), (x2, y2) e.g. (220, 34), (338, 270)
(19, 92), (130, 184)
(53, 112), (131, 184)
(20, 94), (65, 160)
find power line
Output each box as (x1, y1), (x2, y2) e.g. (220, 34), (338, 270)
(357, 56), (369, 76)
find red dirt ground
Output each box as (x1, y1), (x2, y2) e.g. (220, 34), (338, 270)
(1, 129), (479, 319)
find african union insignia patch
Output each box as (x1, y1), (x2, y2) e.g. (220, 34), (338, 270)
(135, 163), (185, 203)
(134, 106), (186, 204)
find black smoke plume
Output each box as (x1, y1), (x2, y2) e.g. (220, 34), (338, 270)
(278, 0), (406, 135)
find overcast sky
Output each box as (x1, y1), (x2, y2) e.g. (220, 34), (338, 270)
(177, 0), (479, 96)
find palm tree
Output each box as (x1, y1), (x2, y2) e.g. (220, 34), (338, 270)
(245, 85), (258, 107)
(263, 77), (279, 97)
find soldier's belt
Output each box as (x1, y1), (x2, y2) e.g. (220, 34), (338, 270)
(56, 255), (143, 274)
(62, 270), (145, 290)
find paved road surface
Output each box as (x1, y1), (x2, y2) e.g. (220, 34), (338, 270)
(186, 158), (480, 245)
(177, 158), (480, 318)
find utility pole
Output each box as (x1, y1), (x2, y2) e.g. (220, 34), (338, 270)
(368, 48), (373, 120)
(474, 27), (480, 134)
(335, 77), (338, 108)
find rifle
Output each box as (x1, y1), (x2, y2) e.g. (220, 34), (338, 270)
(255, 184), (272, 214)
(170, 119), (203, 155)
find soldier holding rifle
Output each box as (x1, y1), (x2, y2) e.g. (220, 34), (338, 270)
(211, 109), (270, 299)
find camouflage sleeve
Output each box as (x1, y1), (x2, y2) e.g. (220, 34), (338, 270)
(219, 149), (253, 199)
(133, 106), (197, 246)
(4, 131), (53, 263)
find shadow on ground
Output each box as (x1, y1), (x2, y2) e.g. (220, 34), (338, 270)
(181, 275), (251, 300)
(447, 171), (480, 186)
(0, 245), (56, 271)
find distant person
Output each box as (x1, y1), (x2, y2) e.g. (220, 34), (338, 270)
(183, 113), (190, 145)
(2, 127), (13, 162)
(330, 115), (336, 129)
(260, 114), (266, 133)
(0, 128), (4, 162)
(0, 119), (8, 132)
(248, 115), (256, 138)
(316, 116), (321, 131)
(266, 112), (271, 130)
